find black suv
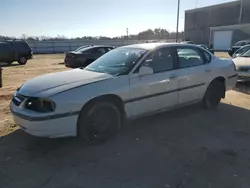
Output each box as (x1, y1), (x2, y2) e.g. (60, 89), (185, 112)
(0, 40), (32, 65)
(64, 45), (115, 68)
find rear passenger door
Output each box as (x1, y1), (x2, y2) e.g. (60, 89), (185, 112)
(175, 46), (209, 104)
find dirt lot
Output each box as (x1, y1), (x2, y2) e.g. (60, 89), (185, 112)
(1, 53), (250, 188)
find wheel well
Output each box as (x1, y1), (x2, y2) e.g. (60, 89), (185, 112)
(80, 94), (125, 117)
(210, 76), (226, 98)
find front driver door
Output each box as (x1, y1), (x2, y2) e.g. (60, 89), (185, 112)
(128, 47), (179, 117)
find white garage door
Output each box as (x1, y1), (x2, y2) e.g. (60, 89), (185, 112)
(213, 31), (233, 51)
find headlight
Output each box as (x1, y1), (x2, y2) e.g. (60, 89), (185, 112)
(25, 98), (56, 112)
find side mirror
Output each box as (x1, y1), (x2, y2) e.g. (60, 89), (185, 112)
(138, 66), (153, 76)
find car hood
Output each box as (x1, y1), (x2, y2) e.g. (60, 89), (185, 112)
(233, 57), (250, 68)
(19, 69), (113, 98)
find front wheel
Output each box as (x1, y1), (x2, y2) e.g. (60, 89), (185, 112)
(203, 81), (225, 109)
(18, 57), (27, 65)
(78, 102), (122, 143)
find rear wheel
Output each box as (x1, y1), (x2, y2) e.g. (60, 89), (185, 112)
(203, 80), (225, 109)
(78, 101), (122, 143)
(18, 57), (27, 65)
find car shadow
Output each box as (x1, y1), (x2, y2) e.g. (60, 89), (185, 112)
(1, 103), (250, 187)
(234, 82), (250, 95)
(0, 63), (20, 67)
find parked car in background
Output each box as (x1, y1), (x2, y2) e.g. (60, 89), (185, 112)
(233, 48), (250, 82)
(0, 40), (32, 65)
(181, 41), (195, 44)
(10, 43), (237, 143)
(64, 45), (115, 68)
(197, 44), (214, 54)
(232, 45), (250, 58)
(228, 40), (250, 57)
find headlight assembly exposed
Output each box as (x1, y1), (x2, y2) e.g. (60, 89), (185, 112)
(25, 98), (56, 112)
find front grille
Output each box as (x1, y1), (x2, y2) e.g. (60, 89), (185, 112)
(12, 92), (26, 106)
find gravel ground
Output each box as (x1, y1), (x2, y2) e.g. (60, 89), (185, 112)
(1, 54), (250, 188)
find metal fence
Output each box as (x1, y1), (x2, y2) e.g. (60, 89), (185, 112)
(27, 39), (168, 54)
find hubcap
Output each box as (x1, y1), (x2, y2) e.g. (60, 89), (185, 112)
(85, 105), (119, 141)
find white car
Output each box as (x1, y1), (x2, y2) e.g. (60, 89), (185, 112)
(10, 43), (237, 143)
(233, 48), (250, 81)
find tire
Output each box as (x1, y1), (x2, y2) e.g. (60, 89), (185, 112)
(78, 101), (122, 143)
(203, 80), (224, 109)
(18, 57), (27, 65)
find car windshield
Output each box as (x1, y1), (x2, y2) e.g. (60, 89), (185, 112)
(234, 46), (250, 57)
(240, 49), (250, 57)
(85, 47), (147, 75)
(235, 41), (247, 46)
(77, 46), (94, 52)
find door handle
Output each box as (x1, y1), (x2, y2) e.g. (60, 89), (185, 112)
(205, 69), (211, 72)
(169, 74), (177, 79)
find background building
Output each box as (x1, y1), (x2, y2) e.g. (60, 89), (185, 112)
(185, 0), (250, 50)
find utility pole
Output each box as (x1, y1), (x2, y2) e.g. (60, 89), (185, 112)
(239, 0), (243, 24)
(176, 0), (180, 42)
(195, 0), (198, 8)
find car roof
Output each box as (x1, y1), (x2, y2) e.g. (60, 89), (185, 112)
(120, 43), (198, 50)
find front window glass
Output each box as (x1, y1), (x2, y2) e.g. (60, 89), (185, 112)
(140, 48), (174, 73)
(85, 48), (147, 75)
(235, 41), (246, 46)
(96, 48), (106, 54)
